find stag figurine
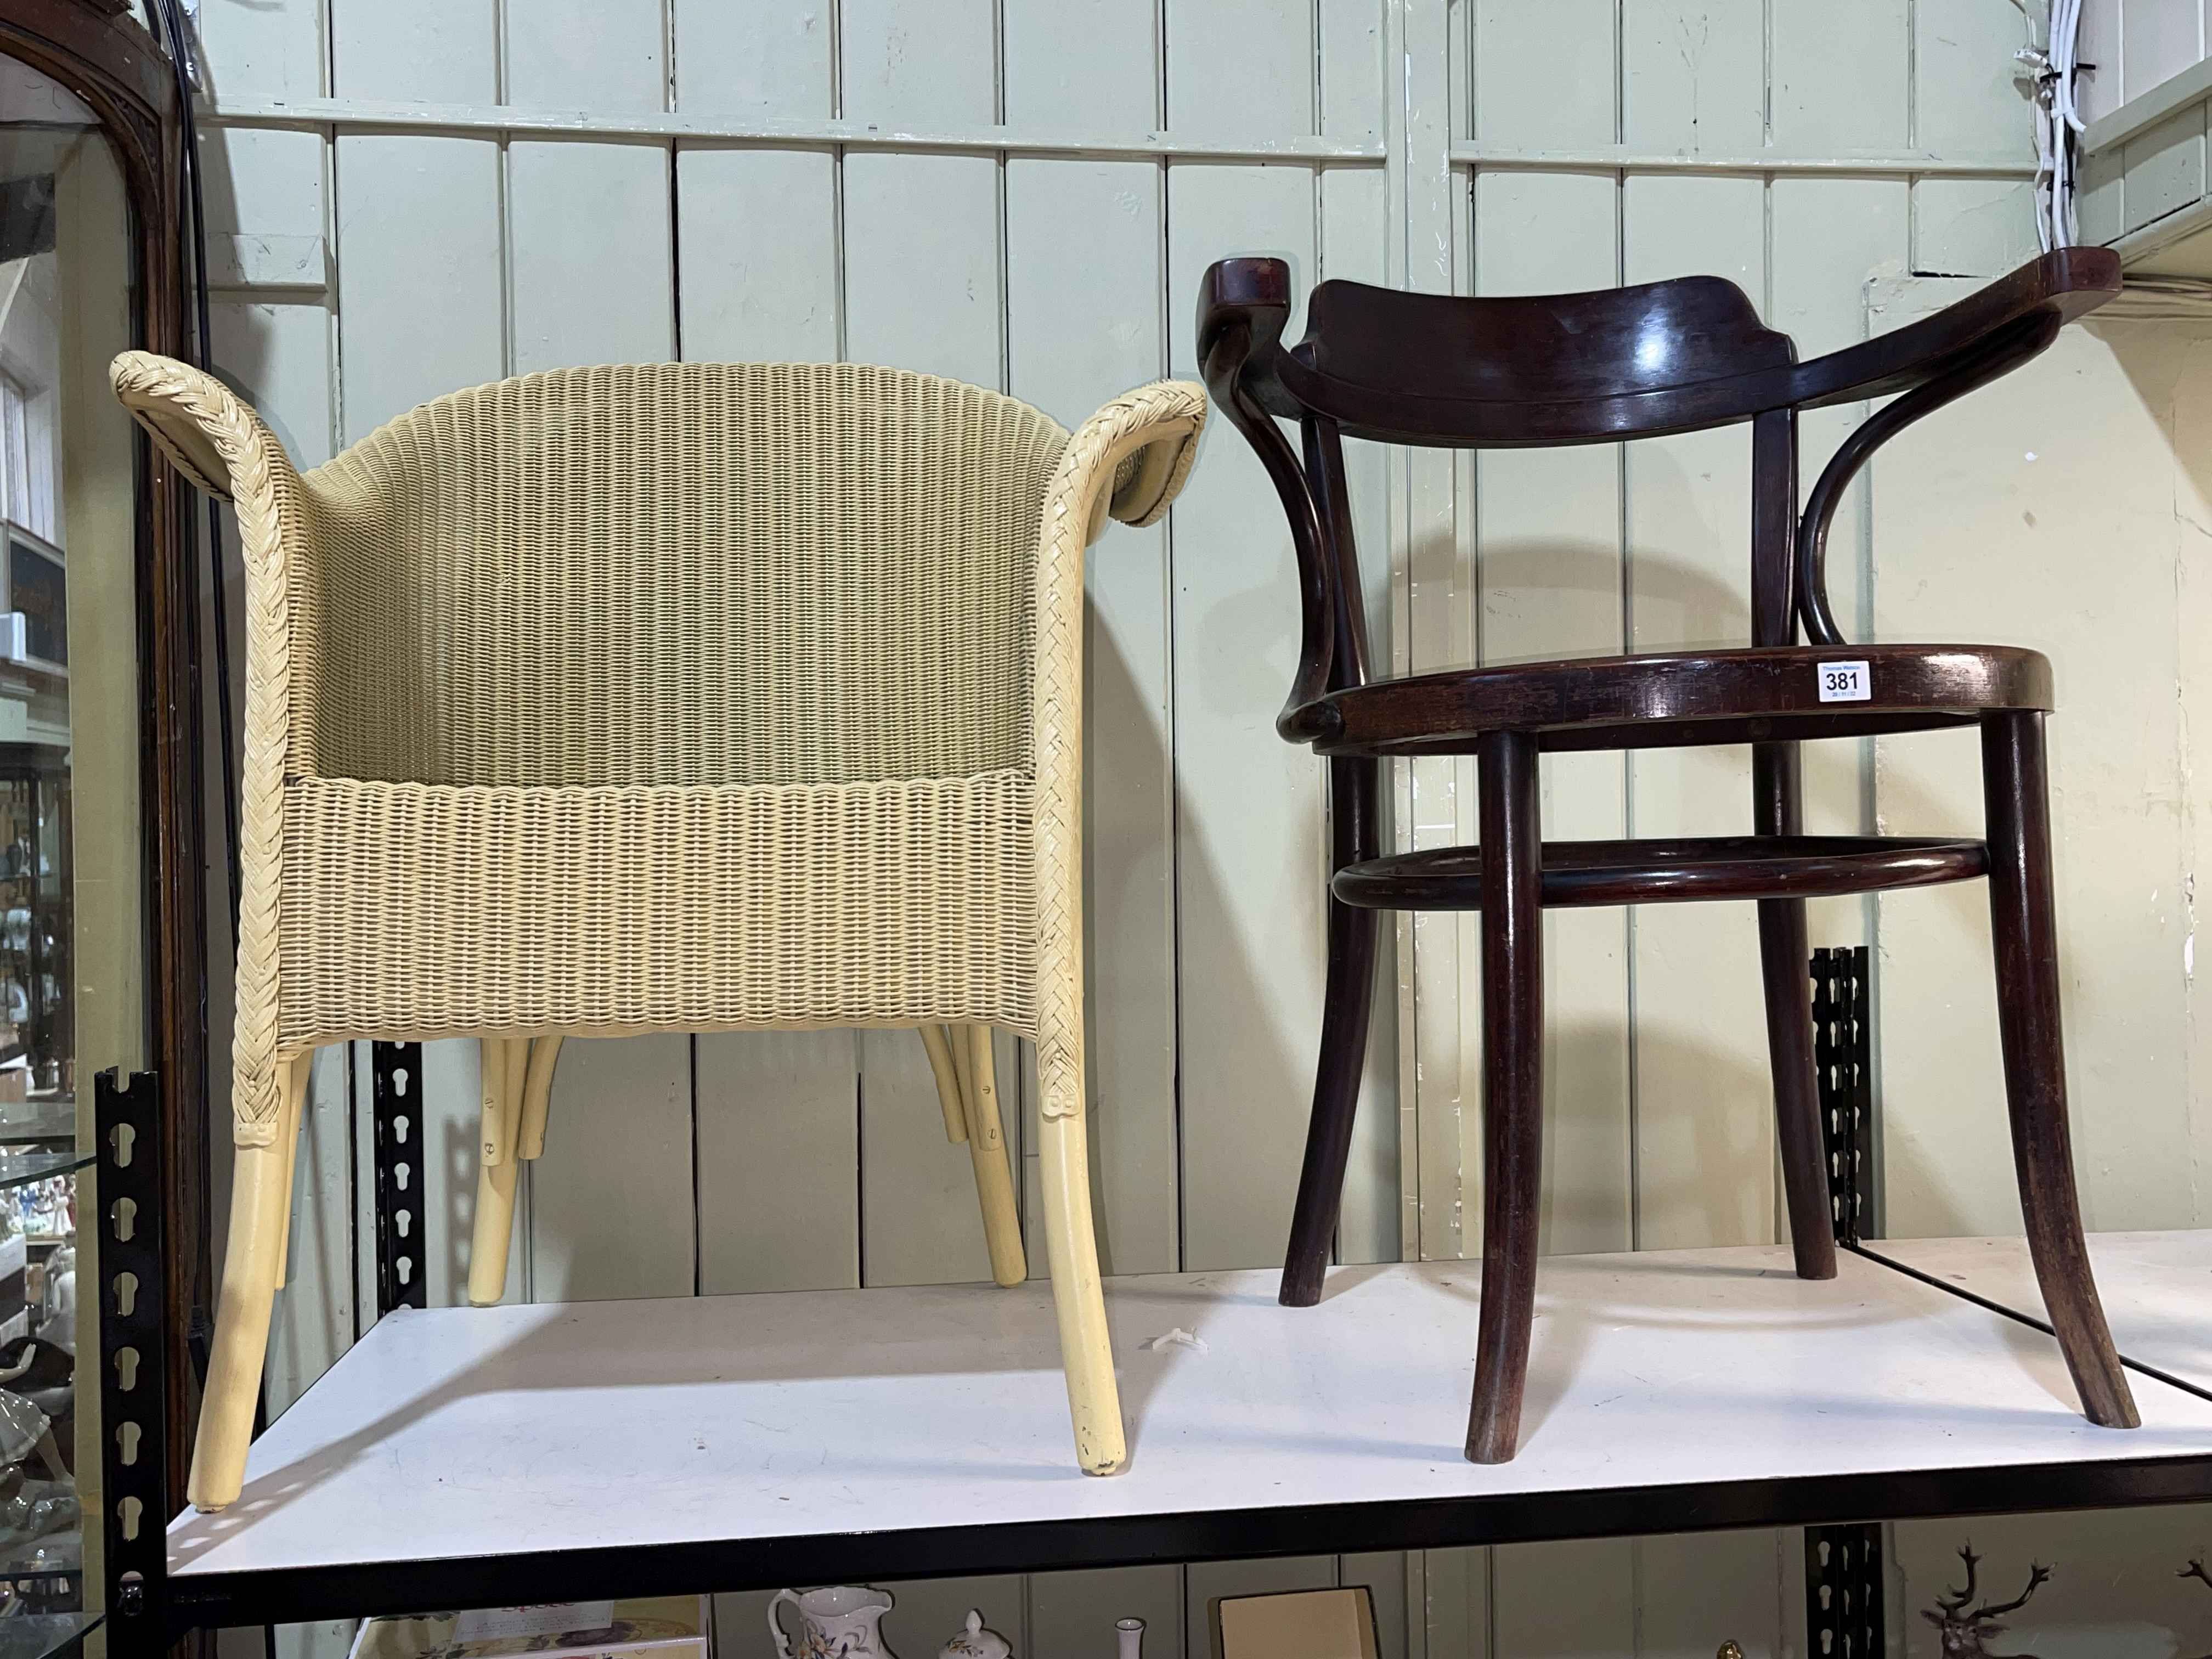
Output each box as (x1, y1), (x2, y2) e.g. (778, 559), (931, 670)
(2179, 1558), (2212, 1659)
(1922, 1545), (2050, 1658)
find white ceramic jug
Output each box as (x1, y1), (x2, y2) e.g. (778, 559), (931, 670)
(770, 1587), (897, 1659)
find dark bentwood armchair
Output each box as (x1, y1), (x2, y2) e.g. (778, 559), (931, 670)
(1197, 248), (2139, 1463)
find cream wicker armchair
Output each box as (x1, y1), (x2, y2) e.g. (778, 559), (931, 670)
(110, 353), (1205, 1512)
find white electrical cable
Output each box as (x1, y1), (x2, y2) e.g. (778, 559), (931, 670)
(2018, 0), (2087, 250)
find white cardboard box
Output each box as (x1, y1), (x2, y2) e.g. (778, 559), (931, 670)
(349, 1598), (708, 1659)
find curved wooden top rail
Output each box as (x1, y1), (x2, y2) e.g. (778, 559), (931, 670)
(1199, 246), (2118, 448)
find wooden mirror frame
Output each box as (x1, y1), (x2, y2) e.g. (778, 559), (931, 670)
(0, 0), (210, 1527)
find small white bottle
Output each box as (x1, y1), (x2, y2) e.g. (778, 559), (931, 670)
(1115, 1617), (1144, 1659)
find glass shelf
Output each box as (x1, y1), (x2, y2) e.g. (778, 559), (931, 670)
(0, 1156), (85, 1197)
(0, 1111), (71, 1152)
(0, 1529), (78, 1584)
(0, 1612), (95, 1659)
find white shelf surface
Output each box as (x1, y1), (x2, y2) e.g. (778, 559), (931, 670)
(1868, 1229), (2212, 1393)
(166, 1241), (2212, 1594)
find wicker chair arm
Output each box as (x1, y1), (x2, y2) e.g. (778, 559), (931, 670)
(109, 351), (296, 504)
(1078, 380), (1207, 538)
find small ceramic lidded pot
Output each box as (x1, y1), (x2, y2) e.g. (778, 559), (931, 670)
(940, 1611), (1012, 1659)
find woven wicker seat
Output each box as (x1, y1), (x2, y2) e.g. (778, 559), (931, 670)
(111, 353), (1206, 1510)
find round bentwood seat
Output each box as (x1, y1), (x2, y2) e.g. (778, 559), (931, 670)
(1294, 642), (2051, 756)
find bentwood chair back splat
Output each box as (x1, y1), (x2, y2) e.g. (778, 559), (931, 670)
(1197, 248), (2140, 1463)
(110, 353), (1204, 1509)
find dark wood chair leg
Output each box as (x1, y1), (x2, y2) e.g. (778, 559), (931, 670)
(1980, 710), (2140, 1430)
(1753, 740), (1838, 1279)
(1466, 730), (1543, 1464)
(1281, 758), (1381, 1307)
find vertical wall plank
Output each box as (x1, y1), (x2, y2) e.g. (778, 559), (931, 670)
(198, 0), (327, 100)
(1621, 0), (1763, 151)
(1623, 173), (1774, 1253)
(1162, 0), (1324, 1274)
(2123, 105), (2209, 234)
(199, 126), (330, 294)
(843, 156), (1002, 383)
(676, 151), (840, 362)
(1489, 1539), (1634, 1655)
(1912, 1), (2040, 272)
(2079, 0), (2127, 126)
(1165, 160), (1319, 1271)
(508, 143), (674, 370)
(1471, 170), (1632, 1257)
(527, 1036), (696, 1300)
(670, 1), (836, 116)
(2125, 0), (2203, 101)
(1166, 0), (1314, 140)
(331, 1), (496, 102)
(1771, 2), (1908, 151)
(695, 1032), (861, 1294)
(1004, 0), (1158, 128)
(1028, 1565), (1184, 1659)
(1475, 0), (1615, 148)
(1005, 155), (1175, 1275)
(332, 134), (503, 439)
(506, 0), (666, 111)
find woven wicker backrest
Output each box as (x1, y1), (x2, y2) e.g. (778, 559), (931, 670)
(289, 362), (1070, 788)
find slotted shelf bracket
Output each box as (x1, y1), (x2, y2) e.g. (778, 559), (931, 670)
(371, 1041), (426, 1318)
(97, 1067), (169, 1654)
(1808, 944), (1883, 1656)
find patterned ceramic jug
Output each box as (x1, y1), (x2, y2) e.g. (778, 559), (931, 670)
(769, 1587), (896, 1659)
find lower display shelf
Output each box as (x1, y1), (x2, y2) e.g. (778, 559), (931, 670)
(1866, 1228), (2211, 1393)
(161, 1241), (2212, 1629)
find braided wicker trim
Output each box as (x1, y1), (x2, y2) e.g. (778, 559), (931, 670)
(113, 351), (306, 1148)
(1030, 382), (1206, 1122)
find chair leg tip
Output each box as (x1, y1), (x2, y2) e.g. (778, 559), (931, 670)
(1278, 1270), (1324, 1308)
(1464, 1420), (1521, 1465)
(2087, 1391), (2142, 1431)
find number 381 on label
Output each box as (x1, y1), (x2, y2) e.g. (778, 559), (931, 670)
(1816, 660), (1871, 703)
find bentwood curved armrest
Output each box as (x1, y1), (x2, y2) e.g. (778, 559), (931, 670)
(1196, 258), (1336, 735)
(1786, 247), (2119, 645)
(1786, 245), (2119, 412)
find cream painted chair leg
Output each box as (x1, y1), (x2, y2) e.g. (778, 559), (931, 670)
(961, 1025), (1026, 1288)
(467, 1038), (528, 1307)
(271, 1051), (313, 1287)
(918, 1025), (968, 1143)
(187, 1054), (310, 1511)
(517, 1035), (564, 1161)
(1037, 1077), (1124, 1475)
